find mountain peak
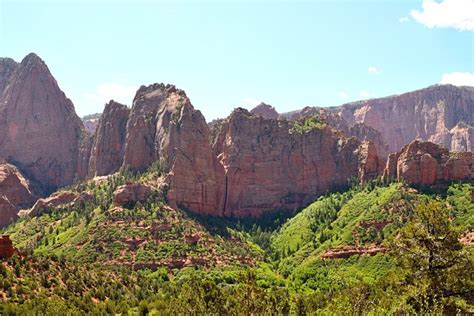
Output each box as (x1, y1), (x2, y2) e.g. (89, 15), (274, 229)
(250, 102), (279, 119)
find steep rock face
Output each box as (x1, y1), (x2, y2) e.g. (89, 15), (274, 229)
(338, 85), (474, 153)
(77, 136), (94, 180)
(89, 101), (130, 176)
(250, 102), (279, 120)
(383, 140), (474, 185)
(122, 84), (222, 214)
(0, 197), (16, 229)
(0, 53), (84, 191)
(260, 106), (390, 158)
(0, 163), (36, 227)
(211, 109), (366, 217)
(0, 58), (18, 97)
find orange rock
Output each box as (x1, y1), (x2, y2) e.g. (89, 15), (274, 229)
(383, 140), (474, 185)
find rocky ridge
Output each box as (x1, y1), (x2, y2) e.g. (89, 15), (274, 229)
(0, 53), (473, 224)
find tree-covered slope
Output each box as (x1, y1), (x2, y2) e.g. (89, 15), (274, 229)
(2, 170), (263, 269)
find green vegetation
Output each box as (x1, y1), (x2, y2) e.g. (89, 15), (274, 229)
(1, 179), (473, 314)
(289, 116), (327, 134)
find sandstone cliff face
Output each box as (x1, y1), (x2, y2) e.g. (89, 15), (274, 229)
(89, 101), (130, 176)
(0, 53), (84, 191)
(0, 163), (36, 227)
(383, 140), (474, 185)
(210, 109), (368, 217)
(338, 85), (474, 153)
(253, 105), (389, 158)
(107, 84), (223, 214)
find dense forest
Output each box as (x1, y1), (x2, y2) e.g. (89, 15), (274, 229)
(1, 167), (473, 314)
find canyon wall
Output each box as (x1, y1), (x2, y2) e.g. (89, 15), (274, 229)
(338, 85), (474, 153)
(0, 53), (473, 224)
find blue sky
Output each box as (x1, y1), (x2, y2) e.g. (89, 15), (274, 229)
(1, 0), (473, 120)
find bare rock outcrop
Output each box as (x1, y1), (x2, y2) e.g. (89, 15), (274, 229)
(89, 101), (130, 176)
(0, 163), (36, 227)
(211, 109), (367, 217)
(0, 235), (15, 258)
(0, 197), (16, 229)
(83, 117), (100, 134)
(383, 140), (474, 185)
(338, 85), (474, 153)
(122, 84), (223, 214)
(21, 190), (93, 217)
(113, 182), (152, 207)
(0, 53), (84, 191)
(250, 102), (279, 120)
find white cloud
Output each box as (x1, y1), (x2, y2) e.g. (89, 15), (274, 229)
(337, 91), (348, 100)
(359, 90), (371, 98)
(368, 66), (380, 75)
(440, 72), (474, 86)
(83, 82), (137, 107)
(410, 0), (474, 31)
(399, 16), (410, 23)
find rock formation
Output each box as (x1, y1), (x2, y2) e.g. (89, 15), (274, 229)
(23, 191), (93, 217)
(83, 117), (100, 134)
(383, 140), (474, 185)
(338, 85), (474, 153)
(121, 84), (222, 214)
(1, 53), (473, 220)
(252, 105), (390, 157)
(0, 58), (18, 96)
(0, 163), (36, 227)
(209, 109), (370, 216)
(113, 182), (152, 207)
(0, 197), (16, 229)
(250, 102), (279, 120)
(0, 235), (15, 258)
(89, 101), (130, 176)
(0, 53), (84, 191)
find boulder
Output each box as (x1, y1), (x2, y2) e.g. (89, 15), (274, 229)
(0, 235), (15, 258)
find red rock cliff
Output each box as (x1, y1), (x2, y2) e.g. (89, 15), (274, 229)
(89, 101), (130, 176)
(338, 85), (474, 154)
(0, 53), (84, 191)
(0, 163), (36, 227)
(383, 140), (474, 185)
(210, 109), (372, 217)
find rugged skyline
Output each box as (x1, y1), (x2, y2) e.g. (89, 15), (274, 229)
(2, 0), (472, 120)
